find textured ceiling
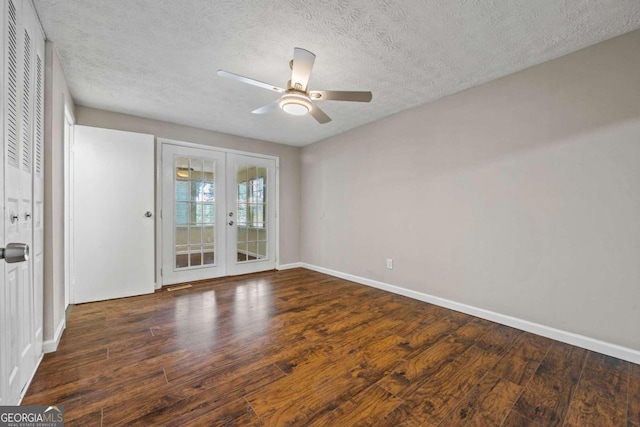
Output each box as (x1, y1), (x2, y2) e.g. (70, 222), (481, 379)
(34, 0), (640, 147)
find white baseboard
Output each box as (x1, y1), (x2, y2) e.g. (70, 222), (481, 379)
(276, 262), (303, 270)
(300, 263), (640, 365)
(43, 317), (66, 353)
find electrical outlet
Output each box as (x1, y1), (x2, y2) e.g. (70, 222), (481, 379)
(386, 258), (393, 269)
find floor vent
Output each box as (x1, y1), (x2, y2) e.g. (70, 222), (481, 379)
(166, 284), (193, 292)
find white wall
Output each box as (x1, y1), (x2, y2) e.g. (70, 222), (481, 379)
(301, 30), (640, 352)
(74, 106), (301, 265)
(43, 42), (74, 347)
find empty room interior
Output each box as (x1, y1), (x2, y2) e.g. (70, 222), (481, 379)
(1, 0), (640, 425)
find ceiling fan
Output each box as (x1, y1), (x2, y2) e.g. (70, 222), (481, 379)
(217, 47), (372, 124)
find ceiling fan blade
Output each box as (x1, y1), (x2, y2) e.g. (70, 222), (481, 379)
(309, 102), (331, 124)
(290, 48), (316, 91)
(309, 90), (373, 102)
(217, 70), (285, 93)
(251, 100), (280, 114)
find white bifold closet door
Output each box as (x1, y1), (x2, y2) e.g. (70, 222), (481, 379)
(73, 126), (156, 303)
(1, 0), (45, 405)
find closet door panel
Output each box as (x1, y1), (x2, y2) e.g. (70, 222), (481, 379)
(18, 0), (36, 391)
(1, 0), (44, 404)
(2, 0), (25, 405)
(31, 1), (44, 360)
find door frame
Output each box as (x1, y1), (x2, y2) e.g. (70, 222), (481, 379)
(63, 100), (75, 309)
(155, 138), (280, 288)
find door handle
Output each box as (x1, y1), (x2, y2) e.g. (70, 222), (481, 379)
(145, 211), (153, 218)
(25, 212), (31, 220)
(0, 243), (29, 263)
(10, 212), (18, 224)
(228, 220), (234, 226)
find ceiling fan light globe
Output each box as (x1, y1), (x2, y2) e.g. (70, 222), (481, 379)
(282, 102), (309, 115)
(279, 94), (312, 116)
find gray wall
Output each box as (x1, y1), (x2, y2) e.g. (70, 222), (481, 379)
(43, 42), (74, 343)
(74, 106), (301, 266)
(301, 30), (640, 351)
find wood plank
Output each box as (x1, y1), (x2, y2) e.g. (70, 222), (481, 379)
(63, 410), (102, 427)
(372, 404), (434, 427)
(501, 410), (542, 427)
(27, 395), (96, 425)
(629, 362), (640, 427)
(30, 345), (107, 373)
(105, 363), (284, 425)
(306, 384), (403, 427)
(401, 346), (497, 425)
(181, 398), (262, 427)
(389, 302), (458, 337)
(247, 334), (408, 425)
(397, 324), (520, 425)
(75, 370), (169, 421)
(376, 319), (492, 397)
(563, 352), (629, 426)
(490, 331), (553, 386)
(398, 313), (471, 356)
(512, 342), (588, 426)
(437, 374), (521, 426)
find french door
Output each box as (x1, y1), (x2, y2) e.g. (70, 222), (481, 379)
(161, 144), (276, 285)
(162, 145), (227, 284)
(225, 153), (276, 276)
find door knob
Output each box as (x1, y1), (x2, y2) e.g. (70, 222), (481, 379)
(10, 212), (18, 224)
(25, 212), (31, 220)
(228, 220), (234, 226)
(145, 211), (153, 218)
(0, 243), (29, 263)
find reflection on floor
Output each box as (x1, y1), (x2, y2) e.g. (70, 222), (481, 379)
(23, 268), (640, 426)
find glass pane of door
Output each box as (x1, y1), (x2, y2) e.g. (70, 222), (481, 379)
(235, 164), (268, 263)
(174, 156), (216, 269)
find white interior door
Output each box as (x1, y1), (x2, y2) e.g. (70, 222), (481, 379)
(226, 154), (276, 276)
(73, 126), (155, 303)
(161, 144), (226, 285)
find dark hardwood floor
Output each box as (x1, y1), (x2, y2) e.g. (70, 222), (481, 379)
(23, 268), (640, 426)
